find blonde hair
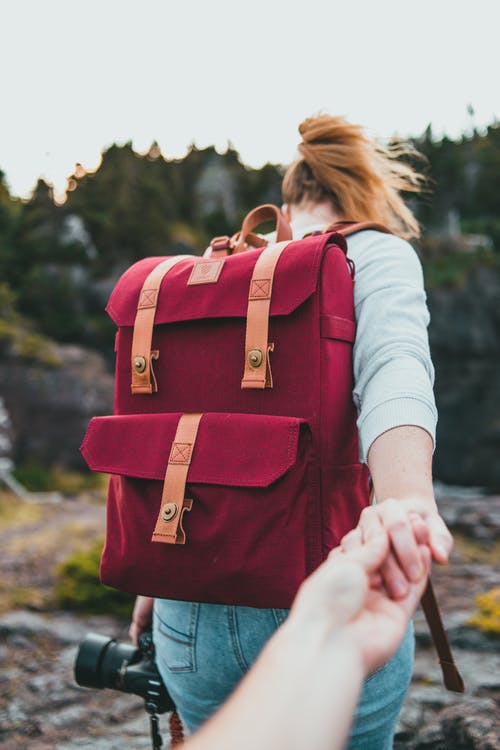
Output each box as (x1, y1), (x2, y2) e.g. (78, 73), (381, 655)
(282, 115), (427, 239)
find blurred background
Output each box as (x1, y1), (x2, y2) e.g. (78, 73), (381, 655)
(0, 1), (499, 748)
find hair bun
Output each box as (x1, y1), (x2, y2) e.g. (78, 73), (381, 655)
(298, 115), (358, 147)
(283, 113), (426, 240)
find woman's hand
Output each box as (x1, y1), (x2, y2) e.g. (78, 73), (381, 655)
(129, 595), (154, 646)
(342, 499), (452, 600)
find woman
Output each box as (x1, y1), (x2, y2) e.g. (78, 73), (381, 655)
(131, 114), (453, 749)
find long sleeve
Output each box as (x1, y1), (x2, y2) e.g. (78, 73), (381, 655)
(348, 230), (437, 463)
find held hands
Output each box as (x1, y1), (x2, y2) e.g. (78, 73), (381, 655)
(342, 499), (453, 600)
(288, 516), (432, 676)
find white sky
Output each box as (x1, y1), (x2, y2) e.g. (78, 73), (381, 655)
(1, 0), (499, 200)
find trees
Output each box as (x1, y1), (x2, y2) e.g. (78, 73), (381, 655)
(0, 124), (498, 348)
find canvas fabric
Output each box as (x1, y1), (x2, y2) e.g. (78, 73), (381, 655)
(81, 231), (370, 608)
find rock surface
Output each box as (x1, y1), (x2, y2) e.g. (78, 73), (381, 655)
(427, 267), (500, 489)
(0, 344), (114, 470)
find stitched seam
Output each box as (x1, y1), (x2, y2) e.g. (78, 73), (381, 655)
(227, 607), (248, 675)
(272, 609), (290, 627)
(190, 603), (199, 672)
(157, 632), (192, 647)
(287, 422), (297, 467)
(170, 443), (192, 463)
(358, 396), (438, 426)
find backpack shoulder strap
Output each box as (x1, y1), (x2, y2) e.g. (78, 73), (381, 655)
(421, 579), (465, 693)
(325, 221), (392, 237)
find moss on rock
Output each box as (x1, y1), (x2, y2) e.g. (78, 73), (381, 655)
(55, 540), (134, 618)
(468, 587), (500, 635)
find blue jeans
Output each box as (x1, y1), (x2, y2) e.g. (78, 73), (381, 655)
(153, 599), (414, 750)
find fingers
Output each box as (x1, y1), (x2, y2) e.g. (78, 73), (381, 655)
(396, 544), (432, 620)
(353, 501), (444, 599)
(409, 512), (430, 546)
(334, 499), (446, 604)
(380, 551), (410, 599)
(335, 525), (389, 575)
(359, 501), (424, 584)
(426, 513), (453, 564)
(400, 500), (452, 564)
(379, 500), (426, 582)
(340, 528), (363, 553)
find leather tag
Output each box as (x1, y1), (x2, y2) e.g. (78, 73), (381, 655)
(169, 442), (192, 464)
(249, 278), (271, 299)
(188, 260), (224, 285)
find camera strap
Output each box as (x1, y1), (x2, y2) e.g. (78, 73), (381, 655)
(149, 714), (163, 750)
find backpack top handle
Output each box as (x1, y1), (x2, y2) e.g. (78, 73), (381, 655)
(209, 204), (293, 257)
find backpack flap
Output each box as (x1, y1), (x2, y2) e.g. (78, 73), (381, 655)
(105, 237), (326, 327)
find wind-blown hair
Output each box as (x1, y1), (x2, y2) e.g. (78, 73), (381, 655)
(282, 115), (427, 239)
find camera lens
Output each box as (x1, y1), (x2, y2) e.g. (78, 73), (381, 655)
(74, 633), (137, 690)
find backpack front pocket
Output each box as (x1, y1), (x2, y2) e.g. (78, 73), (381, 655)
(81, 412), (318, 608)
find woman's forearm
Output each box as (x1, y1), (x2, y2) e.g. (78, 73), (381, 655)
(367, 425), (436, 508)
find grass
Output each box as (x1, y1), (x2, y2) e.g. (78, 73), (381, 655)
(12, 465), (107, 496)
(55, 539), (134, 618)
(0, 496), (108, 614)
(0, 491), (43, 528)
(5, 517), (104, 557)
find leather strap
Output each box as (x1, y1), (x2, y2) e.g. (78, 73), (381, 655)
(151, 413), (203, 544)
(324, 220), (391, 237)
(241, 241), (291, 389)
(131, 255), (192, 394)
(368, 487), (463, 692)
(235, 204), (292, 253)
(209, 232), (267, 258)
(421, 579), (465, 693)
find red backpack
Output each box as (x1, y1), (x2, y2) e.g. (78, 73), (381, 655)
(81, 205), (367, 606)
(81, 205), (463, 690)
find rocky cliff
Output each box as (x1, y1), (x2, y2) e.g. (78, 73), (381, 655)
(0, 344), (113, 471)
(428, 265), (500, 489)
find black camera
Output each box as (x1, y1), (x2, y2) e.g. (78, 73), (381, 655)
(74, 630), (174, 715)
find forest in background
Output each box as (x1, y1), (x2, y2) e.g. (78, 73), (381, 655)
(1, 121), (499, 357)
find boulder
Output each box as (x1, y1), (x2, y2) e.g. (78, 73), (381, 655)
(0, 343), (113, 470)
